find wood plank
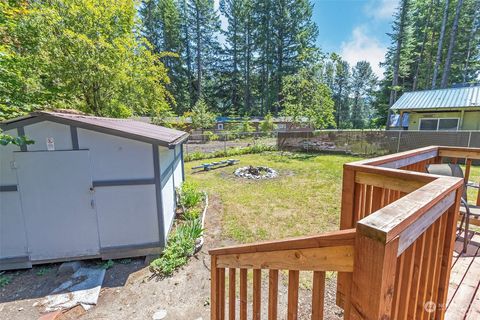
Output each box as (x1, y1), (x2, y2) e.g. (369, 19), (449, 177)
(219, 268), (226, 320)
(415, 225), (434, 319)
(355, 171), (427, 194)
(397, 243), (416, 320)
(253, 269), (261, 320)
(357, 178), (461, 245)
(437, 190), (464, 320)
(311, 271), (325, 320)
(268, 270), (278, 320)
(439, 148), (480, 160)
(216, 245), (354, 272)
(211, 256), (219, 320)
(209, 229), (355, 255)
(349, 234), (399, 319)
(229, 268), (236, 320)
(445, 247), (480, 319)
(465, 281), (480, 319)
(240, 269), (247, 320)
(288, 270), (299, 320)
(407, 233), (426, 319)
(350, 146), (438, 169)
(465, 159), (472, 183)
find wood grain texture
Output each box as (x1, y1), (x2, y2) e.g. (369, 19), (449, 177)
(288, 270), (299, 320)
(239, 269), (247, 320)
(216, 246), (354, 272)
(268, 270), (278, 320)
(229, 268), (235, 320)
(311, 271), (325, 320)
(253, 269), (261, 320)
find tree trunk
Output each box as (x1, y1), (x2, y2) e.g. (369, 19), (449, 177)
(432, 0), (449, 89)
(462, 5), (479, 83)
(195, 4), (202, 100)
(389, 0), (408, 108)
(182, 0), (194, 107)
(440, 0), (464, 88)
(412, 0), (435, 90)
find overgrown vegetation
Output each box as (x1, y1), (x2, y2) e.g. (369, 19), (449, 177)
(150, 182), (205, 276)
(184, 144), (276, 162)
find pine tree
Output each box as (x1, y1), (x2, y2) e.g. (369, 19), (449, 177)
(351, 61), (377, 129)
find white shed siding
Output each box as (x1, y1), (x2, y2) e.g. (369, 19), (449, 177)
(24, 121), (72, 151)
(0, 129), (19, 185)
(77, 128), (154, 180)
(161, 175), (175, 241)
(94, 185), (160, 247)
(159, 146), (174, 175)
(173, 145), (183, 188)
(0, 192), (28, 257)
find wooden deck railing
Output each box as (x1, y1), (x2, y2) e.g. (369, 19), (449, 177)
(210, 146), (480, 319)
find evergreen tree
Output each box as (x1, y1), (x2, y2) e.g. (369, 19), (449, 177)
(350, 61), (377, 129)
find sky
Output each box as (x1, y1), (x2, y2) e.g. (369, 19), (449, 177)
(313, 0), (399, 78)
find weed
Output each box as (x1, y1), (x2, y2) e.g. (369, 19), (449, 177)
(0, 274), (12, 288)
(36, 267), (51, 276)
(183, 208), (201, 221)
(178, 181), (203, 209)
(99, 260), (114, 269)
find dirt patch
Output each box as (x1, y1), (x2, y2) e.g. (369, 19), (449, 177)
(0, 194), (342, 319)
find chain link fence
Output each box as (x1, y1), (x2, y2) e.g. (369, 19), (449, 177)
(183, 130), (480, 160)
(277, 130), (480, 156)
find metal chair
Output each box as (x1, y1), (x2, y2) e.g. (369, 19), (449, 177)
(426, 163), (480, 253)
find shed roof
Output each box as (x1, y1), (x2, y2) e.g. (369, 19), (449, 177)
(1, 111), (189, 148)
(390, 85), (480, 111)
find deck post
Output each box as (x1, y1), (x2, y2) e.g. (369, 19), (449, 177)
(349, 230), (399, 319)
(337, 165), (356, 310)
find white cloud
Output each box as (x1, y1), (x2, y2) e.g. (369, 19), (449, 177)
(340, 26), (387, 79)
(364, 0), (399, 20)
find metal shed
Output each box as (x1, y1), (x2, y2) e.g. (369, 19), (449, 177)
(0, 111), (188, 270)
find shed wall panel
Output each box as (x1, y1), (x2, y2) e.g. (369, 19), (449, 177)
(0, 192), (28, 258)
(161, 174), (175, 241)
(24, 121), (72, 151)
(95, 185), (160, 248)
(0, 129), (20, 185)
(174, 157), (183, 188)
(159, 146), (174, 175)
(78, 128), (154, 180)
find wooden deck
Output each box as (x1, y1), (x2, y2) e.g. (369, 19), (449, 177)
(446, 232), (480, 319)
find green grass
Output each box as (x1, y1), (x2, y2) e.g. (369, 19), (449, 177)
(187, 152), (480, 244)
(186, 152), (360, 243)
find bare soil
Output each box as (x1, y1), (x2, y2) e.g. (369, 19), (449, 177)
(0, 195), (343, 319)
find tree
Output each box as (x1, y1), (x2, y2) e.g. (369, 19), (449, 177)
(432, 0), (450, 88)
(350, 61), (377, 129)
(190, 98), (216, 130)
(260, 113), (276, 132)
(440, 0), (464, 88)
(281, 68), (335, 129)
(2, 0), (173, 119)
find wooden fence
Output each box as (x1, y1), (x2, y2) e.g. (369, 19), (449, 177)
(210, 146), (480, 319)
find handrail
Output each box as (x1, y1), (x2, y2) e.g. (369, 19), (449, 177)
(209, 228), (355, 255)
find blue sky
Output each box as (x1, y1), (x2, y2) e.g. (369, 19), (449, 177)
(313, 0), (398, 78)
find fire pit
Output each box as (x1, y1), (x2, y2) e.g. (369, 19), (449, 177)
(234, 165), (278, 180)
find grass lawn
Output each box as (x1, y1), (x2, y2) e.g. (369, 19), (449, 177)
(186, 152), (360, 243)
(186, 151), (480, 245)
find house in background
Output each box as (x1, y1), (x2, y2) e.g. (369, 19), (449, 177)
(389, 84), (480, 131)
(0, 111), (188, 270)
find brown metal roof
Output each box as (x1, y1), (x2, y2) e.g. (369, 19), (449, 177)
(1, 111), (189, 148)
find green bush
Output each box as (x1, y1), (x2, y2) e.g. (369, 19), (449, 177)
(150, 220), (204, 276)
(184, 144), (276, 162)
(178, 181), (203, 208)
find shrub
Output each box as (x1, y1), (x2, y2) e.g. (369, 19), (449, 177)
(150, 220), (204, 276)
(184, 144), (276, 162)
(178, 181), (203, 208)
(183, 208), (201, 221)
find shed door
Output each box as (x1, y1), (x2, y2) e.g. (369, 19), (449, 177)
(15, 150), (100, 261)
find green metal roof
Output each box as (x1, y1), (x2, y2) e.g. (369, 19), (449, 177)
(391, 85), (480, 110)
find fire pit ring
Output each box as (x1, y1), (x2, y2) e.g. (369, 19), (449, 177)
(234, 166), (278, 180)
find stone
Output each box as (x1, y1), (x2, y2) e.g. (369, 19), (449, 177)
(152, 309), (167, 320)
(57, 261), (82, 275)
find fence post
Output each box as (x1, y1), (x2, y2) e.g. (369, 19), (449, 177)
(396, 130), (402, 153)
(224, 133), (227, 154)
(468, 131), (472, 148)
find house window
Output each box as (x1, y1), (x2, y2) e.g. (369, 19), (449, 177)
(217, 123), (224, 130)
(419, 118), (459, 131)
